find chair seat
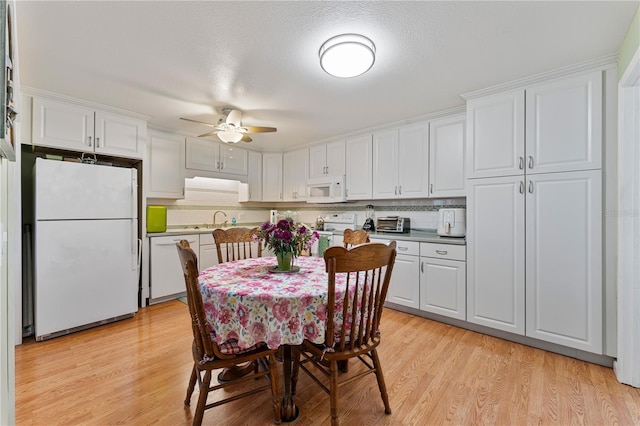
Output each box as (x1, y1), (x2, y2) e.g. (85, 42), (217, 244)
(215, 334), (266, 355)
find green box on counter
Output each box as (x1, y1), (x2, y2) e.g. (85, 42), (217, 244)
(146, 206), (167, 233)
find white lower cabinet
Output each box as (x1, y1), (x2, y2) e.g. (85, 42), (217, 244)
(419, 243), (466, 321)
(371, 238), (420, 309)
(150, 234), (199, 299)
(466, 170), (602, 353)
(198, 233), (219, 271)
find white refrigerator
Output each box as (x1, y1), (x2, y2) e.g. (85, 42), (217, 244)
(34, 158), (141, 340)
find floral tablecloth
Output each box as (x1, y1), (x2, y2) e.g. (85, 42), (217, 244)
(198, 256), (348, 350)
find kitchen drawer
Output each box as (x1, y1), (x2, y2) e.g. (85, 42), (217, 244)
(370, 238), (419, 256)
(420, 242), (466, 261)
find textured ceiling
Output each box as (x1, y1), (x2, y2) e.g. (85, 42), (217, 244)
(15, 1), (638, 152)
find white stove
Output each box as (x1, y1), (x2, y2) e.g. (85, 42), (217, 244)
(312, 213), (357, 256)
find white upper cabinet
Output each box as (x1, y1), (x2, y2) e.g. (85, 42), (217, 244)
(262, 152), (283, 202)
(283, 148), (309, 201)
(32, 96), (145, 159)
(466, 71), (602, 179)
(373, 122), (429, 199)
(372, 129), (398, 198)
(309, 140), (346, 179)
(147, 130), (184, 199)
(525, 71), (602, 174)
(398, 122), (430, 198)
(429, 114), (466, 197)
(185, 137), (248, 176)
(246, 150), (263, 201)
(345, 134), (373, 200)
(466, 90), (525, 179)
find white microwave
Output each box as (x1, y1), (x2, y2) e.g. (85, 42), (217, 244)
(306, 175), (347, 203)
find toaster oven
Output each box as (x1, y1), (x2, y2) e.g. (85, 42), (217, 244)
(376, 217), (410, 233)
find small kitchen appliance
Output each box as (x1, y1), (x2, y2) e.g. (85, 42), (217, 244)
(437, 208), (466, 237)
(269, 209), (278, 224)
(363, 204), (375, 231)
(376, 216), (410, 233)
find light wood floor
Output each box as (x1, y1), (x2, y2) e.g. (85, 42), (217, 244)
(15, 300), (640, 425)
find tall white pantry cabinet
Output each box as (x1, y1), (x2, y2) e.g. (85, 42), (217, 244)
(465, 70), (603, 354)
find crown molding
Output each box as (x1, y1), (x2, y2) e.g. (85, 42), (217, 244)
(461, 54), (618, 101)
(21, 86), (151, 121)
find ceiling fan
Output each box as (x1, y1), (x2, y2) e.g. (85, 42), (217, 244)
(180, 108), (277, 143)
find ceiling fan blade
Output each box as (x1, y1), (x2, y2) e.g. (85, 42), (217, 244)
(243, 126), (277, 133)
(241, 134), (253, 143)
(226, 109), (243, 126)
(198, 130), (219, 138)
(180, 117), (218, 128)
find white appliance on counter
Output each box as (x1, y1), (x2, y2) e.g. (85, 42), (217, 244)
(437, 208), (466, 237)
(311, 213), (357, 256)
(34, 158), (141, 340)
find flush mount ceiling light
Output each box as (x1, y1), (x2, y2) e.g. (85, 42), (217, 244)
(319, 33), (376, 78)
(217, 130), (243, 143)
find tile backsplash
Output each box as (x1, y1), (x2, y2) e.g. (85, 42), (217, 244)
(148, 177), (465, 231)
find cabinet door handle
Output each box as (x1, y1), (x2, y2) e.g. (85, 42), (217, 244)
(87, 136), (92, 147)
(398, 246), (408, 251)
(394, 186), (398, 195)
(220, 162), (224, 170)
(399, 186), (402, 194)
(529, 181), (534, 193)
(95, 137), (100, 148)
(519, 156), (524, 170)
(528, 156), (534, 169)
(430, 183), (433, 194)
(421, 261), (424, 273)
(519, 181), (524, 194)
(435, 249), (448, 255)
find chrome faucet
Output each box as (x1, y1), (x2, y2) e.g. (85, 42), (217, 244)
(213, 210), (228, 227)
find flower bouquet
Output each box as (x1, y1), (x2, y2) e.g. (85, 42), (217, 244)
(255, 218), (319, 271)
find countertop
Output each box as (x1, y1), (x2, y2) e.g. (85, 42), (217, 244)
(148, 227), (466, 245)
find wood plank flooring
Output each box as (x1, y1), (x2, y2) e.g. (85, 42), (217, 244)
(15, 300), (640, 425)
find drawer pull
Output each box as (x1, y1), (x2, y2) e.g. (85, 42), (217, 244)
(435, 249), (448, 255)
(398, 246), (408, 251)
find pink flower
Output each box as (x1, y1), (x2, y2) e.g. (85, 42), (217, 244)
(272, 299), (291, 322)
(236, 304), (249, 327)
(267, 330), (282, 348)
(218, 307), (232, 324)
(303, 321), (319, 340)
(316, 303), (327, 321)
(288, 316), (301, 333)
(249, 322), (267, 342)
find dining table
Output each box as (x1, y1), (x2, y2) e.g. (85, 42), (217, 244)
(197, 255), (351, 422)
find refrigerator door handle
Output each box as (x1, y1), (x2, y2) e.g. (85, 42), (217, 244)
(133, 238), (142, 271)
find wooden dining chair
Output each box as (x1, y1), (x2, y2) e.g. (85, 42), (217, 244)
(342, 228), (370, 248)
(213, 227), (262, 264)
(293, 241), (397, 425)
(176, 240), (281, 426)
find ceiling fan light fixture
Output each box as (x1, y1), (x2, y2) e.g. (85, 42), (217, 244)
(218, 130), (243, 143)
(319, 33), (376, 78)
